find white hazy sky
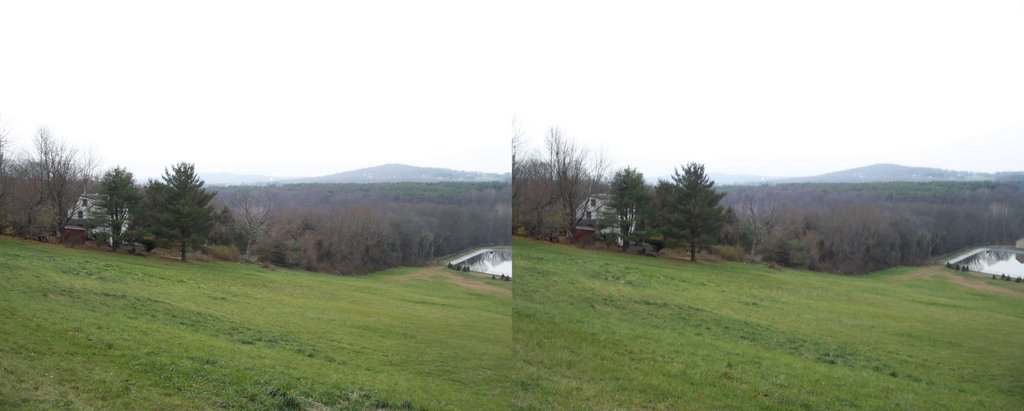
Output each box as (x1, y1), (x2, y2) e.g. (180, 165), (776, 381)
(511, 0), (1024, 178)
(0, 1), (516, 179)
(2, 1), (1022, 180)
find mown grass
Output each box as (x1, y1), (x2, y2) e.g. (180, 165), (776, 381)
(0, 237), (510, 410)
(512, 239), (1024, 410)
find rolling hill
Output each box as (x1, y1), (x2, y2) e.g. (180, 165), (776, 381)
(0, 238), (511, 409)
(654, 164), (1024, 186)
(513, 239), (1024, 409)
(281, 164), (510, 184)
(199, 164), (510, 186)
(779, 163), (1004, 184)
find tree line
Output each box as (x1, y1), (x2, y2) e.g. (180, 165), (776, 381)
(512, 128), (728, 262)
(0, 124), (511, 274)
(0, 126), (225, 262)
(719, 182), (1024, 274)
(209, 183), (510, 274)
(512, 128), (1024, 274)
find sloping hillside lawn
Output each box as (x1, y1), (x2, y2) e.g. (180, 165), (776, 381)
(512, 239), (1024, 410)
(0, 237), (510, 409)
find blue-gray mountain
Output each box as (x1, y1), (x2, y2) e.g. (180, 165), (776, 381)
(650, 164), (1024, 186)
(202, 164), (510, 186)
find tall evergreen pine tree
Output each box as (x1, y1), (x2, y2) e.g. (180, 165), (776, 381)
(89, 166), (141, 251)
(148, 162), (215, 261)
(603, 167), (652, 251)
(659, 163), (727, 262)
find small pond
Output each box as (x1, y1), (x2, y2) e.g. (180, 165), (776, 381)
(947, 248), (1024, 279)
(450, 247), (512, 277)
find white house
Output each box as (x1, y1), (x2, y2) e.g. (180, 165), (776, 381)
(63, 194), (127, 244)
(573, 194), (634, 245)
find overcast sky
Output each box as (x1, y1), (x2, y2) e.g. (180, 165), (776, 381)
(2, 1), (1022, 180)
(512, 0), (1024, 178)
(0, 1), (516, 179)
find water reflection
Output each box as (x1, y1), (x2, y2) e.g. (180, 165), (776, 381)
(947, 248), (1024, 278)
(450, 248), (512, 277)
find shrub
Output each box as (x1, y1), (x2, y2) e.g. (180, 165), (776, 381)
(92, 232), (111, 248)
(268, 240), (304, 268)
(140, 239), (157, 252)
(206, 244), (241, 262)
(767, 239), (810, 269)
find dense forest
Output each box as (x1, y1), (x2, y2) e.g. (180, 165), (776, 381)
(719, 181), (1024, 274)
(209, 182), (511, 274)
(0, 126), (510, 275)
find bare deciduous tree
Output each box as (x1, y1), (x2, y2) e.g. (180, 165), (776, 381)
(512, 127), (614, 241)
(33, 127), (98, 240)
(546, 127), (590, 241)
(514, 154), (558, 238)
(0, 118), (9, 211)
(234, 189), (278, 260)
(6, 151), (49, 239)
(739, 190), (779, 261)
(512, 117), (526, 232)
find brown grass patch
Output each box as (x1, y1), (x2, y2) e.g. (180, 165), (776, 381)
(892, 266), (1023, 297)
(889, 267), (940, 281)
(392, 267), (511, 296)
(948, 273), (1022, 297)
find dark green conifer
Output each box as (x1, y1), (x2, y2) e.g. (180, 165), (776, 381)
(147, 162), (215, 261)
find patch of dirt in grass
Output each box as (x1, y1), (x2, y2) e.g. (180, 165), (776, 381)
(392, 267), (511, 296)
(947, 274), (1022, 297)
(894, 267), (1022, 297)
(889, 267), (940, 281)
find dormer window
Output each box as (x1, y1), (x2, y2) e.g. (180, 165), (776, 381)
(590, 198), (596, 207)
(82, 198), (88, 206)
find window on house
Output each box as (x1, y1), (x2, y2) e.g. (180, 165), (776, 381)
(590, 199), (596, 207)
(586, 211), (592, 220)
(82, 199), (88, 206)
(78, 211), (83, 219)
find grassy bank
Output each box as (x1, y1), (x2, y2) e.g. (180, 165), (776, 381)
(0, 237), (510, 409)
(512, 239), (1024, 410)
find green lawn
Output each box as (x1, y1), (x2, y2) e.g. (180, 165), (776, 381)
(0, 237), (511, 410)
(512, 239), (1024, 410)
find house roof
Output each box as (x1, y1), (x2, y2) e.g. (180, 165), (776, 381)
(577, 193), (611, 208)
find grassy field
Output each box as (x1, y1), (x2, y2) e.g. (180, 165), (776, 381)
(0, 237), (511, 410)
(512, 239), (1024, 410)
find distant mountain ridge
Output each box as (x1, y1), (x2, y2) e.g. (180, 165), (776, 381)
(650, 164), (1024, 186)
(202, 164), (509, 186)
(199, 173), (285, 186)
(779, 164), (1023, 184)
(282, 164), (509, 184)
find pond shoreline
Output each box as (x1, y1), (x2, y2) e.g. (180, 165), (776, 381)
(946, 247), (1024, 278)
(449, 247), (512, 277)
(449, 246), (512, 265)
(947, 247), (1023, 264)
